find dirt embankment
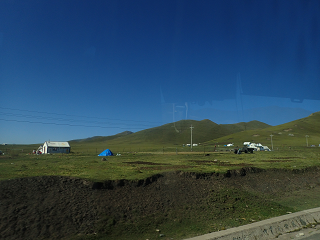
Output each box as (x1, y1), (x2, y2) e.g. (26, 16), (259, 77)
(1, 167), (320, 240)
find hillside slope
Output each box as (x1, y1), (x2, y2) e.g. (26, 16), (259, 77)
(76, 119), (270, 147)
(210, 111), (320, 147)
(70, 131), (133, 143)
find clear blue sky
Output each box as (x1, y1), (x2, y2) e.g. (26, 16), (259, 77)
(1, 0), (319, 144)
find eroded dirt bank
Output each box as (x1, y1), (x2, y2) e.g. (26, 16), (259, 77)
(1, 167), (320, 240)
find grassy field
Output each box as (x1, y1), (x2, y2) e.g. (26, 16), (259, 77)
(1, 145), (320, 240)
(1, 146), (319, 182)
(1, 113), (320, 239)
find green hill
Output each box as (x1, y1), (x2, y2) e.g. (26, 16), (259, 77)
(209, 111), (320, 148)
(70, 131), (133, 143)
(68, 112), (320, 153)
(220, 120), (270, 133)
(69, 119), (270, 153)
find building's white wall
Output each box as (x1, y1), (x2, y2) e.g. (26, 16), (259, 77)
(47, 147), (70, 154)
(43, 142), (48, 154)
(42, 142), (70, 154)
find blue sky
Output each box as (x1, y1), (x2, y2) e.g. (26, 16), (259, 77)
(1, 0), (320, 144)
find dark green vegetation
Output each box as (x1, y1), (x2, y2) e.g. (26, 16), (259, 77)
(0, 112), (320, 240)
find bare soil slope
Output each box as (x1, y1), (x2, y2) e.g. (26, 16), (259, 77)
(1, 168), (320, 240)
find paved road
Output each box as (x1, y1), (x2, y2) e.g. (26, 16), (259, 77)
(185, 208), (320, 240)
(277, 226), (320, 240)
(300, 232), (320, 240)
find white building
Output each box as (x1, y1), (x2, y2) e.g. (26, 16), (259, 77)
(42, 141), (70, 154)
(243, 142), (270, 151)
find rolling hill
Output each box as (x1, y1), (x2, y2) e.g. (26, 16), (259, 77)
(209, 111), (320, 148)
(70, 131), (133, 143)
(70, 119), (270, 149)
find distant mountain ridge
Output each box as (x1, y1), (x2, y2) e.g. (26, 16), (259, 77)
(188, 105), (313, 126)
(70, 131), (133, 143)
(71, 120), (270, 145)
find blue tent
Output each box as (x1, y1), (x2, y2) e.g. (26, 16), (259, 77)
(98, 149), (113, 156)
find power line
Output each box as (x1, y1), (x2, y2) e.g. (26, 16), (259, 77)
(0, 118), (144, 130)
(0, 116), (202, 133)
(0, 107), (205, 132)
(0, 111), (156, 128)
(0, 106), (163, 125)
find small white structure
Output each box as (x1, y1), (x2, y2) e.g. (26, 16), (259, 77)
(243, 142), (270, 151)
(227, 143), (234, 147)
(186, 143), (198, 147)
(42, 141), (70, 154)
(248, 143), (258, 151)
(261, 146), (271, 151)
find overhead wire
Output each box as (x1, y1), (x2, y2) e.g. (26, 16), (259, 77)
(0, 107), (199, 132)
(0, 106), (163, 125)
(0, 106), (166, 130)
(0, 118), (143, 130)
(0, 111), (156, 128)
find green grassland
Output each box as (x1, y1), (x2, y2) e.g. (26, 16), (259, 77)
(1, 113), (320, 240)
(3, 148), (318, 240)
(0, 112), (319, 183)
(1, 148), (320, 182)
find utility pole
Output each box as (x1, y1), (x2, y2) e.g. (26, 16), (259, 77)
(270, 134), (274, 151)
(190, 125), (194, 151)
(305, 135), (309, 147)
